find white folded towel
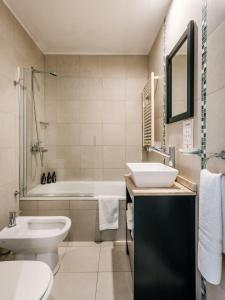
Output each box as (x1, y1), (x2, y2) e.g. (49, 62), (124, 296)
(98, 195), (119, 231)
(198, 169), (223, 285)
(126, 203), (133, 230)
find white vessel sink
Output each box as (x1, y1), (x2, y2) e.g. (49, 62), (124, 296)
(127, 163), (179, 188)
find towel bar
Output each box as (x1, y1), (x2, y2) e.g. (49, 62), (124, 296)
(204, 150), (225, 170)
(179, 149), (225, 174)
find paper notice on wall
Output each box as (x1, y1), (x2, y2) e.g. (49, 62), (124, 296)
(183, 119), (194, 149)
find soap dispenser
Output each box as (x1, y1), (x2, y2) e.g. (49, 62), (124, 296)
(47, 172), (52, 184)
(41, 173), (47, 185)
(52, 171), (57, 183)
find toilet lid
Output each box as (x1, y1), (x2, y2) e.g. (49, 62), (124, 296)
(0, 261), (53, 300)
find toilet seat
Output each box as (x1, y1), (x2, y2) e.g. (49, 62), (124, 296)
(0, 261), (53, 300)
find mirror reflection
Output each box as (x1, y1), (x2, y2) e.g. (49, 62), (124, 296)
(171, 40), (187, 117)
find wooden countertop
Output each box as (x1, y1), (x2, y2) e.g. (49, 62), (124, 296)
(124, 175), (197, 197)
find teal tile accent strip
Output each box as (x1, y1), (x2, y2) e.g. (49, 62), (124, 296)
(201, 0), (207, 169)
(201, 0), (207, 299)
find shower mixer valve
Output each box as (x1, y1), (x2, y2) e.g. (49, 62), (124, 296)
(31, 142), (48, 154)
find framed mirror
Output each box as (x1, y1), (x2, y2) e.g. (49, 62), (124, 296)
(166, 20), (195, 124)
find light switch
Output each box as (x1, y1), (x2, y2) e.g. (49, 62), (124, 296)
(183, 119), (194, 149)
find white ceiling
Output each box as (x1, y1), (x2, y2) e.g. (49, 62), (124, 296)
(4, 0), (172, 55)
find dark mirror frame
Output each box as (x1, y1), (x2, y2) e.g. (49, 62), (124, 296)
(166, 20), (195, 124)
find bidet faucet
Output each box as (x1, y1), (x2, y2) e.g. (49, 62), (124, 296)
(8, 211), (17, 227)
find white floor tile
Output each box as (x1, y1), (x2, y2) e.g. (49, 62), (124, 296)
(99, 246), (130, 272)
(50, 272), (97, 300)
(96, 272), (133, 300)
(60, 246), (100, 272)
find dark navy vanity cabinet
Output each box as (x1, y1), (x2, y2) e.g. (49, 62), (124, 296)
(125, 176), (196, 300)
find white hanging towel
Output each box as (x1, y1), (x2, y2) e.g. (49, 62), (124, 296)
(126, 203), (134, 230)
(98, 196), (119, 231)
(221, 176), (225, 253)
(198, 169), (223, 285)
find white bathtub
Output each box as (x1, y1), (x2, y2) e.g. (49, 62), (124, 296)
(26, 181), (126, 199)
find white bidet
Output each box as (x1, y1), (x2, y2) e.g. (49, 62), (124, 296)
(0, 216), (71, 274)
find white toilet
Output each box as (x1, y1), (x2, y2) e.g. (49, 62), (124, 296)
(0, 261), (53, 300)
(0, 216), (71, 273)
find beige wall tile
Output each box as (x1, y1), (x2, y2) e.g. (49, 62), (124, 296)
(45, 123), (57, 146)
(125, 123), (142, 146)
(45, 55), (57, 71)
(125, 100), (142, 124)
(70, 200), (98, 210)
(207, 283), (225, 300)
(44, 54), (148, 181)
(56, 168), (80, 181)
(20, 210), (38, 216)
(0, 36), (15, 80)
(207, 19), (225, 94)
(102, 101), (125, 123)
(69, 209), (98, 241)
(0, 112), (15, 147)
(80, 168), (103, 180)
(56, 124), (80, 145)
(0, 2), (14, 43)
(125, 55), (148, 78)
(0, 149), (16, 186)
(80, 146), (103, 169)
(0, 75), (17, 114)
(38, 200), (69, 210)
(38, 209), (70, 217)
(80, 101), (103, 123)
(103, 124), (125, 146)
(58, 76), (80, 100)
(57, 100), (80, 123)
(207, 88), (225, 156)
(20, 200), (38, 211)
(79, 78), (102, 100)
(103, 169), (126, 181)
(80, 124), (102, 146)
(207, 0), (225, 35)
(101, 55), (125, 78)
(125, 78), (145, 100)
(102, 78), (125, 100)
(125, 146), (142, 163)
(80, 55), (102, 77)
(57, 55), (79, 76)
(103, 146), (125, 169)
(45, 100), (57, 122)
(45, 75), (57, 99)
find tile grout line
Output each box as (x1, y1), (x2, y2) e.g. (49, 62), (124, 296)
(94, 245), (102, 300)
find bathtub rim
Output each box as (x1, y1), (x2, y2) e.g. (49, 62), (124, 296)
(20, 196), (126, 201)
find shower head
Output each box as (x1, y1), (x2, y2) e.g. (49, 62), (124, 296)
(31, 67), (57, 77)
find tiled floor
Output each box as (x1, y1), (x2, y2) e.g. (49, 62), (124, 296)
(50, 242), (133, 300)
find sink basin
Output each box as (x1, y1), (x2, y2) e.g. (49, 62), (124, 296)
(126, 163), (179, 188)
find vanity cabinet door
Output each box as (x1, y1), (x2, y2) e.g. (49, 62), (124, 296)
(134, 195), (196, 300)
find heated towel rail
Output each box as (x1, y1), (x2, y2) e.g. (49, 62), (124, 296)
(142, 72), (161, 148)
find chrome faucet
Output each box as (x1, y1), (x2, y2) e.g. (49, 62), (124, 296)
(147, 146), (176, 168)
(8, 211), (17, 228)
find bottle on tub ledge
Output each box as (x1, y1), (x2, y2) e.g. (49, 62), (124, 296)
(41, 173), (47, 185)
(52, 171), (57, 183)
(47, 172), (52, 184)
